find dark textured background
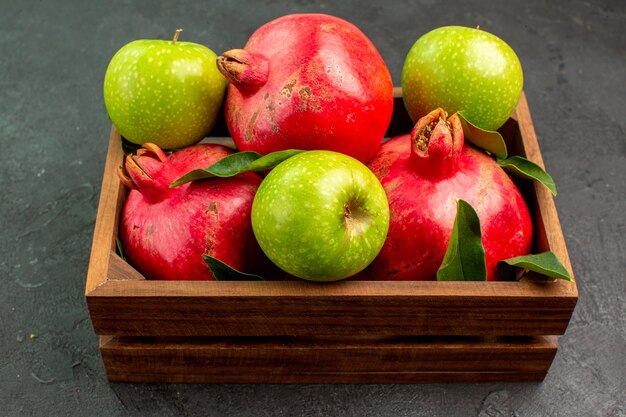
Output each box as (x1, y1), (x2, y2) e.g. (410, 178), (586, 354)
(1, 0), (624, 416)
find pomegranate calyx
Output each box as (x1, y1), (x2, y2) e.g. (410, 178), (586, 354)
(217, 49), (269, 94)
(117, 165), (136, 190)
(410, 108), (464, 178)
(135, 142), (168, 162)
(117, 143), (175, 200)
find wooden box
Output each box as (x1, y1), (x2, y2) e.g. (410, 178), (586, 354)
(85, 90), (577, 383)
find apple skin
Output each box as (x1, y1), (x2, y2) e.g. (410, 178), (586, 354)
(402, 26), (523, 131)
(251, 151), (389, 282)
(104, 36), (226, 149)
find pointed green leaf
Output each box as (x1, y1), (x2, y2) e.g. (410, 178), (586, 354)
(497, 156), (557, 196)
(200, 151), (264, 177)
(171, 151), (261, 186)
(499, 251), (572, 281)
(170, 149), (304, 187)
(437, 199), (487, 281)
(239, 149), (304, 172)
(115, 238), (126, 261)
(458, 112), (508, 159)
(202, 254), (265, 281)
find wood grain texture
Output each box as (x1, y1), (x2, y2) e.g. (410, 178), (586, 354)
(87, 278), (576, 337)
(85, 126), (125, 294)
(514, 93), (577, 285)
(100, 335), (557, 383)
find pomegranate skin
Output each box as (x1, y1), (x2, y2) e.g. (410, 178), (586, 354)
(118, 143), (267, 281)
(218, 14), (394, 163)
(367, 111), (533, 281)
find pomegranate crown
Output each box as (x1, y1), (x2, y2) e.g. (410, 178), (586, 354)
(117, 143), (177, 200)
(410, 108), (464, 178)
(216, 49), (269, 94)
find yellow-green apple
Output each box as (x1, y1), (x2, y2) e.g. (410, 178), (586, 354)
(251, 151), (389, 282)
(104, 29), (226, 149)
(402, 26), (523, 131)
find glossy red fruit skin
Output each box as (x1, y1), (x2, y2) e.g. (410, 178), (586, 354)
(367, 110), (533, 281)
(218, 13), (394, 163)
(118, 143), (265, 281)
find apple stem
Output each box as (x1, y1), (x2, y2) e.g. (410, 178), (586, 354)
(172, 28), (183, 45)
(476, 25), (480, 30)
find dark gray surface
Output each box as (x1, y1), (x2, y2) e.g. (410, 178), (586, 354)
(1, 0), (624, 416)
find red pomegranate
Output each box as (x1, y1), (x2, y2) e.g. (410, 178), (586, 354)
(367, 109), (533, 281)
(117, 143), (266, 280)
(216, 13), (394, 163)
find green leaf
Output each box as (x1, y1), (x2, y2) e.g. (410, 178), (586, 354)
(499, 251), (572, 281)
(115, 238), (126, 261)
(202, 254), (265, 281)
(458, 112), (508, 159)
(170, 149), (304, 187)
(437, 199), (487, 281)
(497, 156), (557, 196)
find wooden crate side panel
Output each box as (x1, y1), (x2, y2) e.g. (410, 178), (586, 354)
(514, 94), (576, 287)
(104, 371), (550, 384)
(87, 279), (576, 337)
(100, 335), (557, 384)
(85, 127), (126, 294)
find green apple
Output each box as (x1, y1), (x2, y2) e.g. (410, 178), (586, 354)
(402, 26), (523, 131)
(251, 151), (389, 282)
(103, 29), (226, 149)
